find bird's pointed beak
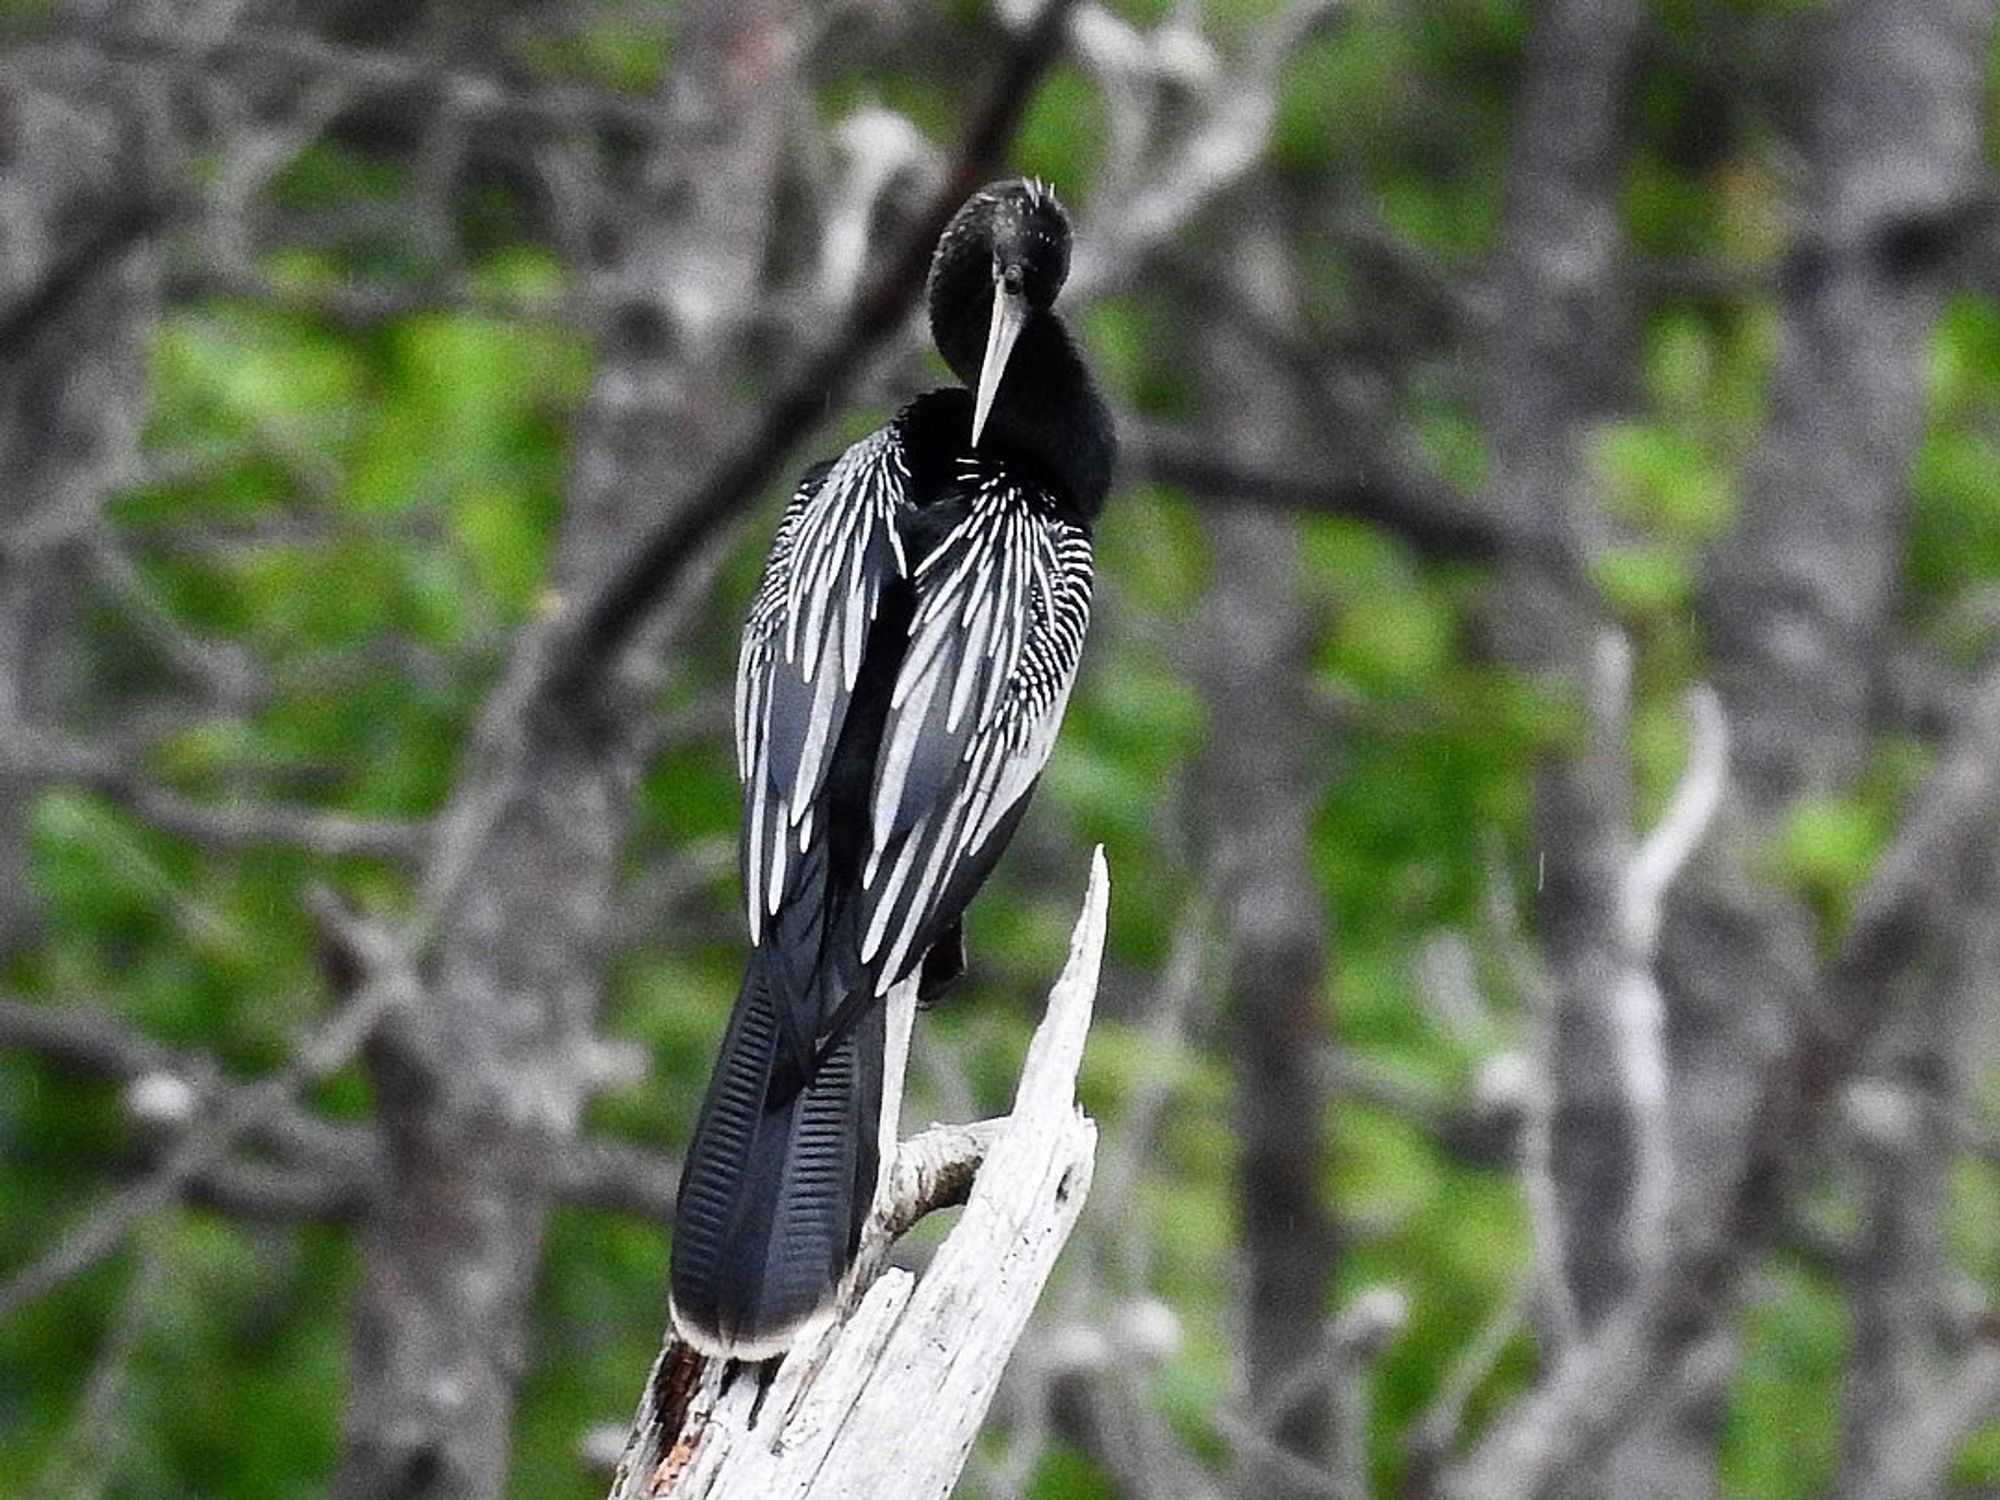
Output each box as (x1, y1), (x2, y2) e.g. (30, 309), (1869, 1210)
(970, 279), (1028, 447)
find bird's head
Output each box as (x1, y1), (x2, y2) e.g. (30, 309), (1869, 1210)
(928, 179), (1073, 445)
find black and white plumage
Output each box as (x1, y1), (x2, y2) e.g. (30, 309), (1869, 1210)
(670, 179), (1114, 1360)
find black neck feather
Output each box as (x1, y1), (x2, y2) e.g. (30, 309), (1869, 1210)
(926, 261), (1115, 523)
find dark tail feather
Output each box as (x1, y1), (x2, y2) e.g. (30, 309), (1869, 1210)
(669, 948), (885, 1360)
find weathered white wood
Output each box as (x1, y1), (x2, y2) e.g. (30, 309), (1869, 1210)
(609, 848), (1109, 1499)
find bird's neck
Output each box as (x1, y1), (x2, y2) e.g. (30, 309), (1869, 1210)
(982, 314), (1114, 521)
(930, 291), (1114, 522)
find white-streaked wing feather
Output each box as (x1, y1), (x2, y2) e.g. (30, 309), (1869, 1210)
(737, 427), (910, 938)
(859, 462), (1093, 984)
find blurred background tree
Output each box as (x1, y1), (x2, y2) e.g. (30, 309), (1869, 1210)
(2, 0), (1999, 1497)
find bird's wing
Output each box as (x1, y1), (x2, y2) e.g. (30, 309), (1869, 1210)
(858, 463), (1093, 990)
(737, 426), (910, 945)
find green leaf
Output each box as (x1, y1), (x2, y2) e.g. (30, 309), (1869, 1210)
(1774, 797), (1887, 899)
(1591, 542), (1694, 617)
(1592, 422), (1734, 536)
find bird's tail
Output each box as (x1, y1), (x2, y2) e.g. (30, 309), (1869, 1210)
(668, 943), (885, 1361)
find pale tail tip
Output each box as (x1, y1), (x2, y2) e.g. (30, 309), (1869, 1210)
(668, 1293), (834, 1366)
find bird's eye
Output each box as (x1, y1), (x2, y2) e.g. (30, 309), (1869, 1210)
(1000, 265), (1025, 296)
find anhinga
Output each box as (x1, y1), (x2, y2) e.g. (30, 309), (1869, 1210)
(669, 180), (1114, 1359)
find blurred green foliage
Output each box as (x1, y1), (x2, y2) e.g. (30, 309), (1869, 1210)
(5, 1), (2000, 1497)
